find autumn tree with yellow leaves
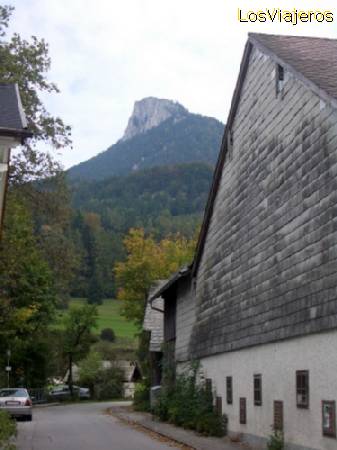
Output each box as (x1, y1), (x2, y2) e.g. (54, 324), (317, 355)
(115, 228), (196, 327)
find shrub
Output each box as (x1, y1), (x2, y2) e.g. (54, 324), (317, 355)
(195, 413), (226, 437)
(153, 367), (225, 437)
(267, 429), (284, 450)
(133, 381), (151, 412)
(0, 410), (16, 450)
(100, 328), (116, 343)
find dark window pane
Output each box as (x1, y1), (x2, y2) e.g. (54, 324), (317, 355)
(226, 376), (233, 405)
(240, 397), (246, 424)
(296, 370), (309, 408)
(254, 374), (262, 406)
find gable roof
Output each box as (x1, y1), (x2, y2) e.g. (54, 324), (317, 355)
(250, 33), (337, 105)
(193, 32), (337, 275)
(0, 83), (32, 140)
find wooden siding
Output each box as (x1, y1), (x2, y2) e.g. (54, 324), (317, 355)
(191, 43), (337, 358)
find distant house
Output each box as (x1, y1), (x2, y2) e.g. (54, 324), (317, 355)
(149, 33), (337, 450)
(65, 360), (142, 398)
(0, 83), (31, 234)
(143, 281), (166, 387)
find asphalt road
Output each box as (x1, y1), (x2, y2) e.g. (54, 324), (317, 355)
(16, 402), (179, 450)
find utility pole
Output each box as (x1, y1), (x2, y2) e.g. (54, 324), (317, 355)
(6, 349), (11, 388)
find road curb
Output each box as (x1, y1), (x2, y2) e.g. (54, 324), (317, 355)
(110, 410), (195, 449)
(34, 402), (61, 408)
(108, 408), (247, 450)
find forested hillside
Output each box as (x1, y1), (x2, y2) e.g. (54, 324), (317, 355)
(67, 98), (224, 299)
(69, 162), (214, 298)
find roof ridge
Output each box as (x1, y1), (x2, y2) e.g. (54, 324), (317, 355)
(249, 32), (337, 43)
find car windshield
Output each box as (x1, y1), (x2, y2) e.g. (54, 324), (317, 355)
(0, 388), (28, 397)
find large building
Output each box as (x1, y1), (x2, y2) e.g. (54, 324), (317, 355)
(0, 83), (31, 234)
(150, 34), (337, 450)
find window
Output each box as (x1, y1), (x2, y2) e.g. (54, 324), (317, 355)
(205, 378), (212, 392)
(274, 401), (284, 431)
(239, 397), (246, 424)
(296, 370), (309, 408)
(226, 376), (233, 404)
(276, 64), (285, 95)
(216, 396), (222, 416)
(322, 401), (336, 438)
(254, 374), (262, 406)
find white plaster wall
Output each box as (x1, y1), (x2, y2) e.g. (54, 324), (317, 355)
(0, 140), (13, 229)
(197, 330), (337, 450)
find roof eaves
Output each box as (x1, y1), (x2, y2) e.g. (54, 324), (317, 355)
(0, 126), (33, 143)
(149, 265), (192, 301)
(248, 33), (337, 109)
(14, 83), (28, 129)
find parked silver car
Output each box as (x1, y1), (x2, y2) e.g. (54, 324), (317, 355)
(49, 385), (90, 400)
(0, 388), (33, 421)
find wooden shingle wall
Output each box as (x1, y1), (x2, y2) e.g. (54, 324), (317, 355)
(191, 45), (337, 358)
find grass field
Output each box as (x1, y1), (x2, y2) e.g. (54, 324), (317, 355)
(56, 298), (138, 340)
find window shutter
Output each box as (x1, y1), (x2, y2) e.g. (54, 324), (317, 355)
(216, 396), (222, 416)
(239, 397), (246, 424)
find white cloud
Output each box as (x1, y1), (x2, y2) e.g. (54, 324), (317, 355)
(8, 0), (337, 168)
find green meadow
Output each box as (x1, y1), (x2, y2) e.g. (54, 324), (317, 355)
(55, 298), (137, 340)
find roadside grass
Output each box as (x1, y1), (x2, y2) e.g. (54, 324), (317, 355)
(54, 298), (138, 342)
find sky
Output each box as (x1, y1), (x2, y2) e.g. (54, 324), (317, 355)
(9, 0), (337, 169)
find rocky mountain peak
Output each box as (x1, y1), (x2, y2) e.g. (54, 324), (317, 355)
(121, 97), (188, 141)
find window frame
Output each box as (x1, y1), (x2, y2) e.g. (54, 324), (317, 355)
(253, 374), (262, 406)
(296, 370), (309, 409)
(274, 400), (284, 431)
(226, 376), (233, 405)
(322, 400), (336, 438)
(276, 64), (285, 96)
(239, 397), (246, 424)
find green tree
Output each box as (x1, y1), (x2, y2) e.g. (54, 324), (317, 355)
(0, 193), (56, 386)
(115, 228), (196, 326)
(0, 4), (71, 183)
(0, 4), (75, 388)
(78, 351), (101, 394)
(0, 4), (77, 303)
(63, 304), (98, 395)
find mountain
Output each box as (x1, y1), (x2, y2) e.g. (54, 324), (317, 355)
(67, 97), (224, 299)
(68, 98), (224, 181)
(121, 97), (188, 141)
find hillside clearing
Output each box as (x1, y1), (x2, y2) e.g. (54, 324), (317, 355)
(55, 298), (138, 340)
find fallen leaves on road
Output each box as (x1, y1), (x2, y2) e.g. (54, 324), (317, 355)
(120, 418), (194, 449)
(106, 408), (194, 449)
